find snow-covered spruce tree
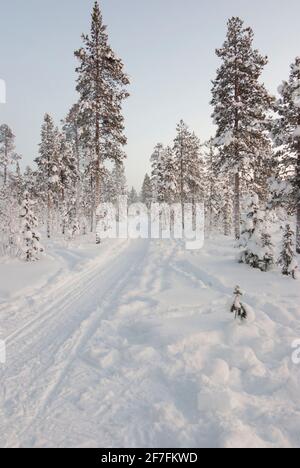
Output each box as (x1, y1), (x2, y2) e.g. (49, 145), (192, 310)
(211, 17), (273, 239)
(239, 194), (274, 271)
(141, 174), (152, 208)
(260, 231), (275, 272)
(74, 1), (129, 242)
(0, 124), (20, 186)
(278, 224), (298, 279)
(20, 191), (43, 262)
(273, 58), (300, 253)
(150, 143), (164, 202)
(35, 114), (60, 238)
(23, 166), (38, 202)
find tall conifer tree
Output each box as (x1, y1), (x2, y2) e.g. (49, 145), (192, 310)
(211, 17), (273, 239)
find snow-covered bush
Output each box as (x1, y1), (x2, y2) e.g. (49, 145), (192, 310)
(239, 194), (274, 272)
(278, 224), (298, 279)
(20, 191), (44, 261)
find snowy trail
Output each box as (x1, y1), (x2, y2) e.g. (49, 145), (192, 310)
(0, 238), (300, 448)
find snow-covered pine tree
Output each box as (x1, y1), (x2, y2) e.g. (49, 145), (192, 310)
(253, 143), (274, 204)
(20, 191), (43, 261)
(100, 166), (115, 203)
(160, 146), (178, 204)
(14, 162), (23, 205)
(111, 160), (127, 204)
(211, 17), (273, 239)
(62, 103), (82, 174)
(7, 156), (23, 208)
(0, 185), (20, 257)
(278, 224), (298, 279)
(35, 114), (60, 238)
(150, 143), (164, 202)
(0, 124), (20, 186)
(273, 57), (300, 253)
(187, 132), (206, 204)
(74, 1), (130, 242)
(141, 174), (152, 208)
(203, 139), (234, 236)
(128, 187), (139, 205)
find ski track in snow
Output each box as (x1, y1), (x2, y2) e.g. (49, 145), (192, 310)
(0, 238), (300, 448)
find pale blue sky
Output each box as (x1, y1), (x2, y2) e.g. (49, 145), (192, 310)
(0, 0), (299, 188)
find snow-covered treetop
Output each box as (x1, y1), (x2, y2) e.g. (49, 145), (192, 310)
(274, 57), (300, 147)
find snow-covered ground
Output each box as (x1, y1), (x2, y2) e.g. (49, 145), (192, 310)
(0, 236), (300, 448)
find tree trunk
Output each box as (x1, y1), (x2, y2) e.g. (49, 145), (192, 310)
(3, 165), (7, 186)
(296, 149), (300, 253)
(61, 188), (65, 236)
(94, 25), (101, 246)
(224, 204), (230, 237)
(180, 138), (184, 231)
(95, 160), (101, 245)
(75, 124), (81, 225)
(90, 173), (94, 233)
(234, 172), (241, 240)
(209, 202), (213, 236)
(4, 139), (8, 185)
(47, 193), (51, 239)
(296, 202), (300, 254)
(233, 37), (241, 241)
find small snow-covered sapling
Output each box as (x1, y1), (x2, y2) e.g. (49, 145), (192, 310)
(278, 225), (298, 279)
(231, 286), (247, 321)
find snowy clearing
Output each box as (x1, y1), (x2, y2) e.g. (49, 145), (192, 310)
(0, 237), (300, 448)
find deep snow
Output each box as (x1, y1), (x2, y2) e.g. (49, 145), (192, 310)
(0, 236), (300, 448)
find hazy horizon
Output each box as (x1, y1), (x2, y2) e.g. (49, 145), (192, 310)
(1, 0), (300, 189)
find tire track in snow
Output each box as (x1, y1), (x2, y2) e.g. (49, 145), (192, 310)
(0, 240), (147, 446)
(4, 240), (129, 345)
